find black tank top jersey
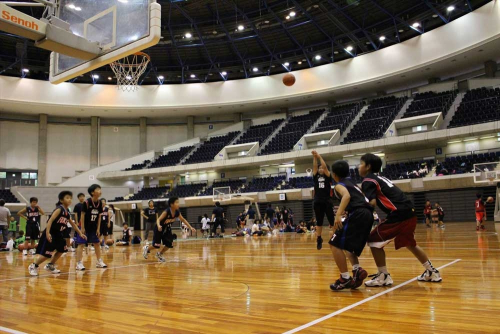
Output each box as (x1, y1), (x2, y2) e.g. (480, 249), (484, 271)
(122, 228), (131, 241)
(101, 207), (109, 222)
(83, 198), (103, 232)
(314, 173), (333, 201)
(144, 208), (157, 223)
(49, 205), (71, 237)
(26, 206), (41, 224)
(361, 173), (415, 222)
(334, 178), (373, 213)
(160, 208), (180, 227)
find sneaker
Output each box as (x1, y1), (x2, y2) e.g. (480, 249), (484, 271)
(365, 272), (393, 287)
(142, 245), (149, 259)
(68, 247), (76, 252)
(76, 261), (85, 271)
(23, 249), (28, 256)
(28, 263), (38, 276)
(104, 245), (110, 250)
(44, 263), (61, 274)
(155, 252), (166, 263)
(330, 276), (354, 291)
(209, 236), (215, 239)
(29, 249), (36, 255)
(352, 267), (368, 289)
(316, 236), (323, 250)
(417, 269), (442, 282)
(96, 259), (107, 268)
(476, 226), (480, 231)
(90, 246), (95, 252)
(219, 235), (224, 238)
(480, 225), (486, 231)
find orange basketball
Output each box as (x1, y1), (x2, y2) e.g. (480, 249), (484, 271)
(487, 196), (494, 203)
(106, 239), (115, 246)
(18, 244), (26, 251)
(283, 73), (296, 87)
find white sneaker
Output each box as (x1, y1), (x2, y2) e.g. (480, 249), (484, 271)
(417, 270), (442, 282)
(28, 263), (38, 276)
(90, 246), (95, 252)
(155, 252), (166, 263)
(142, 245), (149, 259)
(104, 245), (110, 250)
(44, 263), (61, 274)
(68, 247), (75, 252)
(76, 261), (85, 271)
(96, 259), (107, 268)
(29, 249), (36, 255)
(365, 272), (394, 287)
(23, 249), (28, 256)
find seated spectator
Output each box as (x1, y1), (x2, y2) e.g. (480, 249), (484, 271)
(259, 220), (271, 234)
(307, 218), (317, 231)
(251, 220), (263, 236)
(14, 230), (25, 249)
(236, 212), (245, 229)
(296, 221), (307, 234)
(116, 223), (133, 246)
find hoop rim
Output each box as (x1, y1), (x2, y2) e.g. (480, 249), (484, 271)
(111, 52), (151, 67)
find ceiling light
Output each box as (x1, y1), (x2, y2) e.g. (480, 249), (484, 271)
(75, 6), (81, 11)
(22, 68), (29, 73)
(252, 67), (258, 72)
(463, 138), (478, 142)
(185, 32), (192, 38)
(158, 75), (164, 80)
(126, 75), (132, 80)
(221, 71), (227, 76)
(346, 46), (354, 52)
(237, 25), (244, 31)
(398, 29), (404, 33)
(290, 11), (296, 17)
(480, 135), (495, 139)
(212, 30), (217, 34)
(284, 62), (290, 66)
(447, 5), (455, 12)
(286, 15), (291, 20)
(107, 76), (112, 80)
(118, 0), (128, 3)
(412, 22), (420, 28)
(334, 51), (339, 54)
(264, 20), (270, 24)
(379, 36), (386, 41)
(68, 4), (75, 9)
(315, 55), (321, 60)
(92, 74), (99, 79)
(432, 14), (438, 18)
(297, 61), (302, 65)
(190, 74), (196, 78)
(447, 140), (462, 144)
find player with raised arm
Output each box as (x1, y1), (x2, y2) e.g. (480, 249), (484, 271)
(312, 150), (335, 250)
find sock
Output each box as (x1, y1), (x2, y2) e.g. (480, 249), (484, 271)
(317, 235), (322, 239)
(378, 266), (389, 274)
(353, 264), (360, 271)
(341, 272), (350, 279)
(423, 260), (436, 272)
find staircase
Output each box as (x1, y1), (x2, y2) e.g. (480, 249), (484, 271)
(178, 143), (202, 165)
(441, 92), (465, 129)
(305, 108), (330, 134)
(394, 98), (414, 120)
(258, 118), (288, 154)
(339, 105), (369, 144)
(229, 131), (244, 145)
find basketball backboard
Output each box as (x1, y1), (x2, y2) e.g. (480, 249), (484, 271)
(49, 0), (161, 84)
(473, 162), (500, 185)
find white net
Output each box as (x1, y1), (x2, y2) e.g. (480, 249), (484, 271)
(213, 187), (231, 202)
(110, 52), (150, 92)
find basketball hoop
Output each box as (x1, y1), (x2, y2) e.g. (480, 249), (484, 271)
(110, 52), (150, 92)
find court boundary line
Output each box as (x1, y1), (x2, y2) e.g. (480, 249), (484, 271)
(282, 259), (462, 334)
(0, 326), (27, 334)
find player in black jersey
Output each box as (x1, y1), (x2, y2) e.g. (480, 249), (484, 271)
(312, 151), (335, 250)
(75, 184), (107, 271)
(140, 200), (158, 242)
(328, 160), (374, 291)
(142, 197), (196, 262)
(99, 198), (112, 250)
(18, 197), (46, 256)
(359, 154), (442, 286)
(28, 191), (86, 276)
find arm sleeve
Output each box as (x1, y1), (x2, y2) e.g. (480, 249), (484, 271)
(361, 181), (378, 201)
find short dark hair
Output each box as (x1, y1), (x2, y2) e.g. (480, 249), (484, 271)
(360, 153), (382, 173)
(88, 184), (101, 196)
(29, 197), (38, 203)
(0, 199), (5, 206)
(476, 193), (482, 199)
(56, 191), (73, 206)
(332, 160), (350, 178)
(148, 200), (154, 205)
(123, 222), (128, 226)
(101, 198), (107, 202)
(168, 197), (179, 206)
(19, 230), (24, 236)
(215, 201), (221, 207)
(318, 164), (330, 171)
(268, 203), (272, 207)
(77, 193), (85, 198)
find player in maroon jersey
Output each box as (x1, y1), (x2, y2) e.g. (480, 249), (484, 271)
(475, 194), (487, 231)
(423, 200), (432, 228)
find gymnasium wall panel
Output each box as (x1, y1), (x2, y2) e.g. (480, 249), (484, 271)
(46, 124), (91, 185)
(100, 126), (140, 165)
(194, 123), (229, 138)
(147, 125), (187, 152)
(0, 121), (38, 170)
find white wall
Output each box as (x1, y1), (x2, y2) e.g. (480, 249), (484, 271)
(416, 81), (458, 93)
(147, 125), (187, 152)
(194, 123), (230, 138)
(100, 125), (140, 165)
(252, 113), (286, 126)
(468, 78), (500, 89)
(46, 124), (91, 184)
(0, 121), (38, 170)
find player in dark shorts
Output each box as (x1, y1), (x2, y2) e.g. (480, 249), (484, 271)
(100, 198), (112, 249)
(359, 154), (442, 286)
(142, 197), (196, 262)
(28, 191), (86, 276)
(435, 202), (445, 228)
(140, 200), (158, 242)
(75, 184), (107, 271)
(328, 160), (374, 291)
(211, 201), (225, 238)
(18, 197), (45, 256)
(424, 200), (432, 227)
(312, 150), (334, 250)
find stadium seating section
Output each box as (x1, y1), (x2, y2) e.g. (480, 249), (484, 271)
(382, 160), (434, 180)
(260, 109), (325, 155)
(448, 87), (500, 128)
(199, 179), (246, 196)
(402, 90), (458, 119)
(314, 103), (361, 134)
(0, 189), (20, 203)
(342, 96), (407, 144)
(435, 151), (500, 176)
(183, 132), (240, 165)
(128, 186), (170, 201)
(125, 160), (151, 171)
(167, 183), (206, 198)
(243, 175), (286, 192)
(284, 176), (313, 189)
(236, 119), (284, 145)
(148, 146), (193, 169)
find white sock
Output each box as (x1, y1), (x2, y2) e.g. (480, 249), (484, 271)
(423, 260), (436, 272)
(341, 272), (350, 279)
(378, 266), (389, 274)
(353, 264), (360, 271)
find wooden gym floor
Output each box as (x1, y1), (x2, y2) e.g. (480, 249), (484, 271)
(1, 222), (500, 334)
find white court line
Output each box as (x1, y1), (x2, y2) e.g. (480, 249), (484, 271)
(0, 326), (27, 334)
(282, 259), (462, 334)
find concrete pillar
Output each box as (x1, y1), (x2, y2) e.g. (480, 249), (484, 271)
(143, 176), (150, 188)
(233, 112), (242, 123)
(37, 114), (48, 186)
(281, 107), (291, 118)
(187, 116), (194, 139)
(140, 117), (147, 153)
(428, 77), (440, 84)
(90, 116), (99, 169)
(243, 119), (252, 130)
(484, 60), (497, 78)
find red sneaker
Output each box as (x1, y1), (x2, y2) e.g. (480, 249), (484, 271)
(352, 267), (368, 289)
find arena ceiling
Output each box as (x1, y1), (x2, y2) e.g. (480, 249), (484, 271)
(0, 0), (493, 85)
